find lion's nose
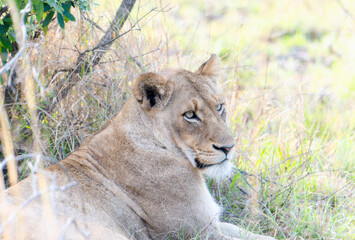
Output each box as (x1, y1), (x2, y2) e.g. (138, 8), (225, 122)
(212, 144), (235, 155)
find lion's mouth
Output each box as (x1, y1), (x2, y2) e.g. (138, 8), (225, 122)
(194, 158), (227, 169)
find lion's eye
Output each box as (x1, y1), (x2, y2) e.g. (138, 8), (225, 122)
(184, 111), (195, 119)
(183, 111), (198, 122)
(217, 104), (224, 114)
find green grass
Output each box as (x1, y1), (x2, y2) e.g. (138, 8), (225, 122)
(142, 0), (354, 238)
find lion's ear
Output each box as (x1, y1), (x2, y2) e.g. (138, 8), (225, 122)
(132, 72), (173, 111)
(196, 54), (221, 79)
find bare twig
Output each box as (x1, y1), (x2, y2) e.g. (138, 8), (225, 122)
(0, 181), (77, 234)
(320, 181), (353, 201)
(0, 43), (25, 77)
(75, 0), (137, 73)
(47, 0), (138, 111)
(81, 13), (105, 33)
(56, 6), (160, 104)
(78, 7), (156, 60)
(336, 0), (355, 23)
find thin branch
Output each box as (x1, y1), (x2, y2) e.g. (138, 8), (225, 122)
(81, 13), (105, 33)
(320, 181), (353, 201)
(0, 2), (31, 76)
(336, 0), (355, 23)
(47, 0), (138, 108)
(99, 47), (160, 69)
(75, 0), (137, 73)
(0, 181), (77, 234)
(79, 7), (155, 59)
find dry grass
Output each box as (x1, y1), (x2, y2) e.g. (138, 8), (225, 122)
(0, 0), (354, 239)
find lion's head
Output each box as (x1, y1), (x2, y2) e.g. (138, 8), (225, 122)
(132, 55), (235, 180)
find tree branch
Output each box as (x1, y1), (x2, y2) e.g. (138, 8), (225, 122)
(75, 0), (136, 73)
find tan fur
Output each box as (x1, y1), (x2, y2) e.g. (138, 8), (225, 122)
(0, 55), (275, 240)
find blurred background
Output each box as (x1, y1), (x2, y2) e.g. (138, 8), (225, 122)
(0, 0), (354, 239)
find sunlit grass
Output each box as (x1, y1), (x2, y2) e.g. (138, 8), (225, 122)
(129, 0), (354, 239)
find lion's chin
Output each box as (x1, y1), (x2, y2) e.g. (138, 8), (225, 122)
(203, 160), (233, 181)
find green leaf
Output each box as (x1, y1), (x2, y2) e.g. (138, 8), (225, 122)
(3, 14), (12, 24)
(62, 2), (71, 11)
(43, 10), (55, 27)
(0, 35), (12, 50)
(62, 9), (75, 21)
(8, 30), (16, 42)
(0, 23), (10, 35)
(57, 13), (64, 29)
(43, 25), (48, 34)
(32, 0), (39, 5)
(35, 2), (44, 22)
(62, 2), (76, 21)
(43, 3), (52, 12)
(46, 0), (55, 8)
(62, 3), (76, 22)
(1, 46), (8, 64)
(47, 0), (63, 13)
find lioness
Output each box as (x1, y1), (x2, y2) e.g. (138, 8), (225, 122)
(0, 55), (275, 240)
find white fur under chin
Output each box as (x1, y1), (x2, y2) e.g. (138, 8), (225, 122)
(203, 148), (235, 181)
(203, 160), (233, 181)
(181, 145), (235, 181)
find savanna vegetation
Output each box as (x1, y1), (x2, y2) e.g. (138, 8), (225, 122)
(0, 0), (354, 239)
